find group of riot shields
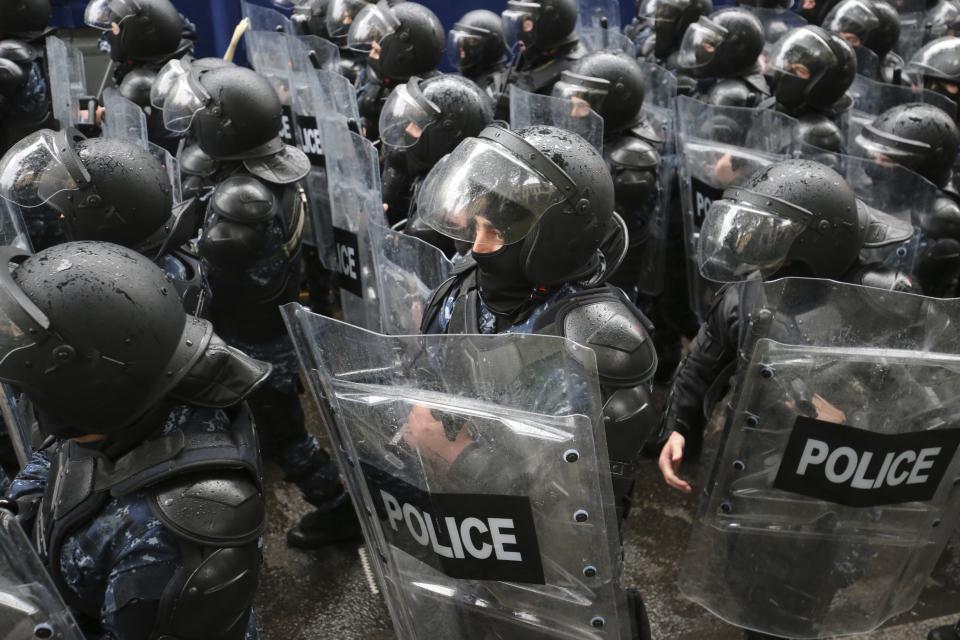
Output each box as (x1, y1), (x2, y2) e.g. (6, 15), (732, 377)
(261, 0), (960, 636)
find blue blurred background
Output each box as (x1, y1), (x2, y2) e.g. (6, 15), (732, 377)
(49, 0), (638, 65)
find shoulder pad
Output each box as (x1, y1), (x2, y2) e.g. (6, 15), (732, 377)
(0, 58), (26, 95)
(628, 114), (665, 147)
(210, 175), (278, 224)
(0, 39), (37, 63)
(606, 136), (659, 171)
(160, 545), (259, 639)
(795, 113), (843, 152)
(180, 144), (219, 178)
(119, 68), (156, 109)
(706, 79), (761, 108)
(150, 469), (264, 546)
(553, 288), (657, 387)
(924, 194), (960, 240)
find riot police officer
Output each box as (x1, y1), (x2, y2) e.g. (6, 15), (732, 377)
(632, 0), (714, 72)
(907, 37), (960, 121)
(659, 159), (915, 484)
(925, 0), (960, 43)
(379, 73), (493, 248)
(822, 0), (902, 80)
(0, 0), (53, 156)
(3, 241), (269, 640)
(347, 1), (444, 141)
(502, 0), (587, 96)
(677, 8), (770, 107)
(162, 64), (357, 547)
(84, 0), (196, 152)
(413, 123), (657, 637)
(552, 50), (665, 300)
(276, 0), (330, 39)
(449, 9), (510, 120)
(0, 128), (208, 315)
(764, 26), (857, 151)
(852, 103), (960, 297)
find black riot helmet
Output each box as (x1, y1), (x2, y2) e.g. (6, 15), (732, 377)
(275, 0), (330, 38)
(795, 112), (845, 151)
(150, 55), (231, 110)
(798, 0), (843, 25)
(0, 0), (51, 39)
(162, 65), (309, 183)
(84, 0), (187, 64)
(677, 8), (765, 78)
(766, 26), (856, 111)
(823, 0), (900, 58)
(640, 0), (714, 60)
(0, 129), (196, 258)
(347, 1), (444, 82)
(326, 0), (374, 45)
(559, 51), (646, 134)
(502, 0), (580, 52)
(418, 125), (616, 315)
(698, 159), (912, 281)
(379, 74), (493, 173)
(0, 241), (214, 437)
(925, 0), (960, 42)
(853, 103), (960, 187)
(0, 39), (35, 98)
(449, 9), (508, 74)
(907, 37), (960, 111)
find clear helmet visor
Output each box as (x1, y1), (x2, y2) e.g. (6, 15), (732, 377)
(0, 130), (81, 209)
(551, 73), (611, 114)
(698, 199), (806, 282)
(851, 128), (930, 167)
(151, 57), (189, 109)
(347, 1), (400, 52)
(84, 0), (136, 31)
(162, 73), (208, 134)
(766, 28), (834, 79)
(448, 28), (485, 68)
(417, 136), (566, 247)
(379, 83), (440, 149)
(502, 2), (541, 48)
(823, 0), (879, 46)
(678, 19), (726, 69)
(272, 0), (305, 8)
(327, 0), (371, 40)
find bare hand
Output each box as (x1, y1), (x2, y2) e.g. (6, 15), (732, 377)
(659, 432), (692, 493)
(401, 405), (472, 465)
(812, 394), (846, 424)
(713, 153), (738, 186)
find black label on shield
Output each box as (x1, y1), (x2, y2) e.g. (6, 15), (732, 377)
(295, 115), (324, 166)
(689, 177), (723, 228)
(773, 416), (960, 507)
(333, 227), (362, 297)
(280, 105), (296, 146)
(361, 463), (545, 584)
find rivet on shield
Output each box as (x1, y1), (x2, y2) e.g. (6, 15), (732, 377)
(591, 616), (606, 628)
(759, 366), (774, 379)
(720, 501), (732, 514)
(564, 449), (580, 463)
(583, 565), (597, 578)
(33, 624), (53, 639)
(746, 415), (759, 427)
(733, 460), (745, 471)
(574, 509), (589, 523)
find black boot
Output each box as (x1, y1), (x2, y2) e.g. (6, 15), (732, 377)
(286, 499), (363, 549)
(929, 620), (960, 640)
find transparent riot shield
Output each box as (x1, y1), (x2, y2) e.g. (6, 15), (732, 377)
(680, 277), (960, 639)
(102, 87), (148, 147)
(0, 201), (34, 468)
(281, 305), (631, 640)
(45, 35), (87, 130)
(244, 30), (299, 148)
(321, 122), (386, 330)
(843, 155), (937, 275)
(846, 74), (957, 140)
(675, 96), (794, 320)
(297, 34), (341, 73)
(0, 509), (85, 640)
(896, 14), (925, 60)
(510, 86), (605, 152)
(241, 0), (292, 33)
(367, 221), (453, 335)
(577, 0), (631, 53)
